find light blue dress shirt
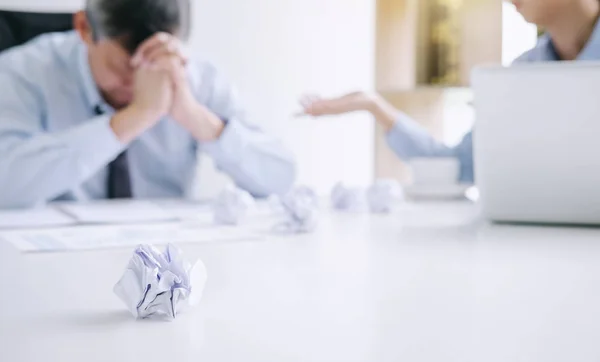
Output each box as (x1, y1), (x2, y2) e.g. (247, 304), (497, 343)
(386, 20), (600, 184)
(0, 31), (296, 208)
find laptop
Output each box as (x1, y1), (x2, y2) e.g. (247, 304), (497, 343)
(472, 62), (600, 225)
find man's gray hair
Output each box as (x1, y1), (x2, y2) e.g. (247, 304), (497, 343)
(85, 0), (190, 53)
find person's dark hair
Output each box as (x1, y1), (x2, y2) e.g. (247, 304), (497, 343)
(85, 0), (190, 54)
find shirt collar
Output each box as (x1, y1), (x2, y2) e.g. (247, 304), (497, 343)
(577, 18), (600, 60)
(537, 34), (559, 61)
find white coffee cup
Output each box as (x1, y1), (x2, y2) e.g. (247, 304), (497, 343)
(410, 158), (460, 186)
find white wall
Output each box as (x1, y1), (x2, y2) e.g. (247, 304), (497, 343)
(502, 2), (538, 66)
(189, 0), (375, 197)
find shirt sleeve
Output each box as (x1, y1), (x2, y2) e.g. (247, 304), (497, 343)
(0, 72), (125, 209)
(197, 64), (296, 197)
(382, 36), (549, 186)
(386, 112), (474, 184)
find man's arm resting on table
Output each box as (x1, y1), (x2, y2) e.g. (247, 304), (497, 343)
(182, 64), (296, 197)
(201, 117), (296, 197)
(0, 116), (123, 208)
(0, 105), (158, 209)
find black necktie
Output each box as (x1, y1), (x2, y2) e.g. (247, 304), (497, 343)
(94, 105), (133, 199)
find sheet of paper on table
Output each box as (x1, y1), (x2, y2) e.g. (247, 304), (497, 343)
(0, 208), (76, 230)
(0, 222), (263, 253)
(152, 199), (214, 220)
(155, 199), (285, 224)
(58, 200), (179, 224)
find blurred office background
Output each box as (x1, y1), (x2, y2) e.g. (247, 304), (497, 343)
(0, 0), (537, 197)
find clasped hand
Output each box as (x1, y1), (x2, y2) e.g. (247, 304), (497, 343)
(128, 32), (194, 121)
(127, 32), (223, 141)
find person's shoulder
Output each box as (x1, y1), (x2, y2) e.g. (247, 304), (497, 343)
(186, 58), (235, 97)
(512, 34), (551, 64)
(0, 31), (80, 83)
(186, 59), (223, 84)
(185, 58), (245, 113)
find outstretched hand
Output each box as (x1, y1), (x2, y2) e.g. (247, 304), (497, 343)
(297, 91), (399, 131)
(297, 92), (378, 117)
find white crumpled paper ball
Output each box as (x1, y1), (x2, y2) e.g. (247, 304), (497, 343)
(330, 183), (368, 212)
(273, 186), (319, 233)
(213, 185), (255, 225)
(366, 179), (404, 213)
(114, 244), (207, 320)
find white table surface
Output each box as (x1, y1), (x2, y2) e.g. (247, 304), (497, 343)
(2, 201), (600, 362)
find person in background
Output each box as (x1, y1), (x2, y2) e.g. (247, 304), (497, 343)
(299, 0), (600, 184)
(0, 0), (296, 209)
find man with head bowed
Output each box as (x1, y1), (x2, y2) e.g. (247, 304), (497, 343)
(0, 0), (296, 208)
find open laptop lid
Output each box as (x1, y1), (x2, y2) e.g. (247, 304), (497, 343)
(472, 62), (600, 225)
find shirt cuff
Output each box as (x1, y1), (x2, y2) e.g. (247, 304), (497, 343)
(202, 118), (247, 167)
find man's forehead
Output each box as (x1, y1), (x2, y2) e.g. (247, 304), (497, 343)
(95, 37), (134, 56)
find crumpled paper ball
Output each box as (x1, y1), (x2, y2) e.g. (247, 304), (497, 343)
(330, 183), (368, 212)
(274, 186), (319, 233)
(213, 185), (255, 225)
(287, 186), (319, 208)
(366, 179), (404, 213)
(114, 244), (207, 320)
